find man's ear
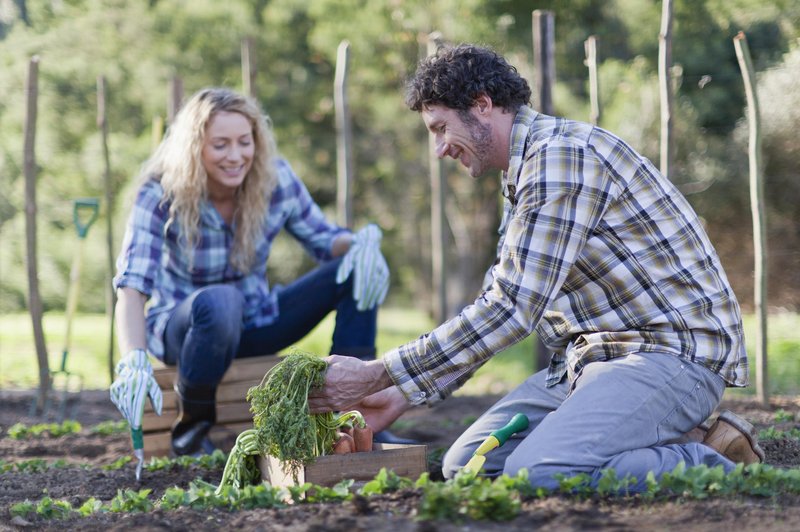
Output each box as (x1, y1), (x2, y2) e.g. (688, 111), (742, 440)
(474, 93), (493, 116)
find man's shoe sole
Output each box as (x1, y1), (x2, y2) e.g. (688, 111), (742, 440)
(717, 410), (766, 463)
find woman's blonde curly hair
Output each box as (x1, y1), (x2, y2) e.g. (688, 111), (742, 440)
(140, 87), (278, 273)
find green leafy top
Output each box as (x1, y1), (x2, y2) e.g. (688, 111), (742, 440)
(246, 349), (338, 478)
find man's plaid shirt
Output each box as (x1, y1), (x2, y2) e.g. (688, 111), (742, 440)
(385, 106), (747, 405)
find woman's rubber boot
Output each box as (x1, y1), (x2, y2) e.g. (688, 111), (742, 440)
(171, 381), (218, 456)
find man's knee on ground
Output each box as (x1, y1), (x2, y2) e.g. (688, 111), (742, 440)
(441, 445), (473, 479)
(503, 452), (570, 491)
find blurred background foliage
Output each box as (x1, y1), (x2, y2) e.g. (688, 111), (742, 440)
(0, 0), (798, 318)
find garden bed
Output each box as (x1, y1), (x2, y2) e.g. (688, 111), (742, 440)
(2, 389), (800, 530)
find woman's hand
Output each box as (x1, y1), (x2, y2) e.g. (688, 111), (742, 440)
(335, 224), (389, 311)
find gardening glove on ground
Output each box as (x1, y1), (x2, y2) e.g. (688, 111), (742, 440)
(110, 348), (163, 429)
(336, 223), (390, 311)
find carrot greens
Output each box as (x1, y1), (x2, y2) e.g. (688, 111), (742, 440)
(217, 349), (356, 492)
(248, 349), (337, 473)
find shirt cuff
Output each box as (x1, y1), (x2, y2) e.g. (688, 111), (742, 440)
(113, 275), (152, 297)
(382, 348), (438, 407)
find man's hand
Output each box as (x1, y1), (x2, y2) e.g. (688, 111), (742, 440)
(351, 386), (413, 433)
(308, 355), (393, 413)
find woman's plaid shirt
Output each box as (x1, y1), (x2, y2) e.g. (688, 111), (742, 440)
(113, 158), (346, 359)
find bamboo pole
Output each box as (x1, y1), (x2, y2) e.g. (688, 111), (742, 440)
(334, 40), (354, 229)
(532, 10), (555, 115)
(584, 35), (601, 126)
(427, 32), (448, 323)
(658, 0), (674, 180)
(97, 76), (116, 385)
(734, 31), (768, 406)
(23, 56), (50, 412)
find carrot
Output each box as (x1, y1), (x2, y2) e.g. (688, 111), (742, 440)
(353, 424), (373, 452)
(332, 410), (373, 452)
(333, 431), (355, 454)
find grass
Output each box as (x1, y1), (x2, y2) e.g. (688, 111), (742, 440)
(0, 307), (534, 395)
(1, 309), (798, 397)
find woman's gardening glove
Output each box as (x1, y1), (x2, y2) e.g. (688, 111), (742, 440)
(336, 224), (390, 311)
(110, 348), (162, 480)
(110, 348), (163, 430)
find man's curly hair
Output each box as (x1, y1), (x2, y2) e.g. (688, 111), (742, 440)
(405, 44), (531, 112)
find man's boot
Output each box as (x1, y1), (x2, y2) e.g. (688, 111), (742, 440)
(703, 410), (765, 465)
(171, 380), (217, 456)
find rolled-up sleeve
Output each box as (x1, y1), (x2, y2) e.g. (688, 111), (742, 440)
(113, 180), (167, 296)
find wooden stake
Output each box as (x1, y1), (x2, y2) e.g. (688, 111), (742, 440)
(167, 76), (183, 124)
(531, 12), (556, 370)
(734, 31), (768, 406)
(427, 32), (448, 323)
(241, 37), (256, 98)
(97, 75), (116, 385)
(532, 10), (555, 115)
(584, 36), (601, 126)
(23, 55), (50, 412)
(658, 0), (674, 180)
(151, 115), (164, 152)
(334, 40), (354, 229)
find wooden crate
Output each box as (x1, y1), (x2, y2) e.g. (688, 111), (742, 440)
(258, 444), (428, 489)
(142, 354), (279, 458)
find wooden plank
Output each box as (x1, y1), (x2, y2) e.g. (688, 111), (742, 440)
(143, 355), (280, 456)
(144, 380), (259, 413)
(152, 354), (278, 389)
(143, 400), (254, 433)
(259, 444), (428, 488)
(143, 421), (253, 459)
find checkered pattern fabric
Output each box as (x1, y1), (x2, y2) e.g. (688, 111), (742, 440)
(384, 106), (747, 405)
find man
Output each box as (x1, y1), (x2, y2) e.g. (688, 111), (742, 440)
(309, 44), (763, 491)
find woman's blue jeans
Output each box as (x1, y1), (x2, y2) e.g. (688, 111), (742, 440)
(163, 258), (377, 387)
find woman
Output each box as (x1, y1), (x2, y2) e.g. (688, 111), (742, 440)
(112, 87), (389, 456)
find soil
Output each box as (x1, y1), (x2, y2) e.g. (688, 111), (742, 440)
(2, 389), (800, 531)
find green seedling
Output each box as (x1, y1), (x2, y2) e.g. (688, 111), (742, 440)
(359, 467), (413, 495)
(108, 488), (154, 513)
(90, 420), (129, 436)
(7, 420), (82, 439)
(102, 456), (132, 470)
